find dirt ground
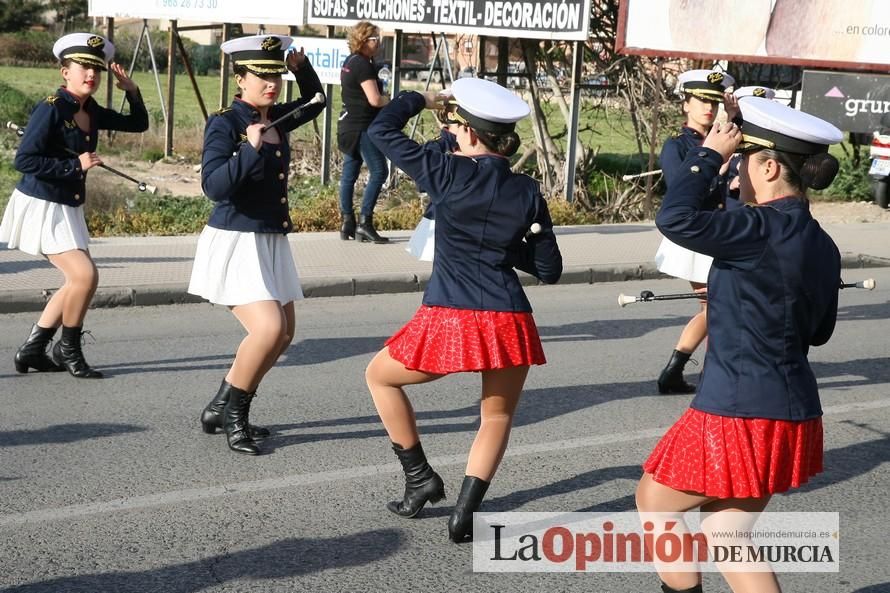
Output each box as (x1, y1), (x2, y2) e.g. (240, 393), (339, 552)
(125, 159), (203, 198)
(115, 158), (890, 223)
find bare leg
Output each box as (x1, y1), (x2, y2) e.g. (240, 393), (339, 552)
(44, 249), (98, 327)
(252, 300), (297, 388)
(636, 472), (715, 591)
(365, 347), (442, 448)
(465, 365), (529, 481)
(227, 300), (287, 392)
(675, 281), (708, 354)
(701, 497), (781, 593)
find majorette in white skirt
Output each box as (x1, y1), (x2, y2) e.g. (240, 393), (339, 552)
(0, 188), (90, 255)
(654, 236), (712, 284)
(188, 225), (303, 306)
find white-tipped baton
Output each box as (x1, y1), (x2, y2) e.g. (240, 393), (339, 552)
(618, 278), (877, 307)
(6, 121), (157, 193)
(621, 169), (663, 182)
(840, 278), (876, 290)
(262, 92), (326, 131)
(523, 222), (543, 241)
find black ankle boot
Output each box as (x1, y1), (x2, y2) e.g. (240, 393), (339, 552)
(657, 349), (696, 394)
(356, 214), (389, 244)
(52, 326), (102, 378)
(387, 442), (445, 517)
(14, 324), (64, 373)
(661, 582), (702, 593)
(201, 380), (270, 438)
(447, 476), (490, 543)
(223, 386), (259, 455)
(340, 212), (356, 240)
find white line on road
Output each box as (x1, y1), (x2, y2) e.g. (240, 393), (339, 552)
(0, 398), (886, 527)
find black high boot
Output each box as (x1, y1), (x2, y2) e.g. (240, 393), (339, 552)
(340, 211), (356, 241)
(657, 349), (696, 394)
(386, 442), (445, 517)
(223, 385), (259, 455)
(14, 324), (64, 373)
(200, 380), (270, 438)
(661, 582), (703, 593)
(52, 326), (102, 378)
(447, 476), (490, 543)
(356, 214), (389, 244)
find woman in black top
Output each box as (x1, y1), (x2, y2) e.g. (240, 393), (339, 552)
(337, 21), (390, 244)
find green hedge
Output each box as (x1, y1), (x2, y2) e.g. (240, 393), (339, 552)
(0, 31), (55, 67)
(0, 78), (40, 129)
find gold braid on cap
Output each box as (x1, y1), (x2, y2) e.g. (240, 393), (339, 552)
(63, 53), (107, 69)
(739, 133), (776, 151)
(236, 59), (287, 74)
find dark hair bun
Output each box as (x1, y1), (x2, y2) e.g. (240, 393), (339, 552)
(499, 132), (521, 157)
(800, 153), (839, 190)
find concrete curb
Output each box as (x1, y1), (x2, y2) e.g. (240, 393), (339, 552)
(0, 256), (887, 314)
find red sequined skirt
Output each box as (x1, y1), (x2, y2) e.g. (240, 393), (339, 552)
(643, 408), (823, 499)
(385, 305), (546, 373)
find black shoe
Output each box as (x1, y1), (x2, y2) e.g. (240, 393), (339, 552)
(657, 349), (696, 394)
(201, 380), (270, 438)
(447, 476), (490, 543)
(661, 582), (702, 593)
(223, 386), (259, 455)
(340, 212), (356, 241)
(14, 324), (64, 373)
(386, 442), (445, 517)
(52, 326), (103, 379)
(356, 214), (389, 244)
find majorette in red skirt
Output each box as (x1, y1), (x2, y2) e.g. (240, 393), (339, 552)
(643, 407), (823, 499)
(386, 305), (546, 374)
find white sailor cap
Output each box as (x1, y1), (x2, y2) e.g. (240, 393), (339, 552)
(450, 78), (530, 134)
(734, 86), (776, 100)
(221, 35), (292, 75)
(738, 97), (843, 155)
(53, 33), (114, 71)
(678, 69), (734, 101)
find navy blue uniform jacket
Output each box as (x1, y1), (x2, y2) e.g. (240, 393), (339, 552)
(201, 64), (324, 234)
(369, 91), (562, 312)
(15, 87), (148, 206)
(656, 148), (840, 421)
(661, 127), (728, 210)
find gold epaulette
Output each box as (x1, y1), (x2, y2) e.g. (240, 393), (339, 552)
(44, 95), (59, 104)
(212, 107), (232, 116)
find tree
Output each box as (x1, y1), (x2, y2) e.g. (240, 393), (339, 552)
(49, 0), (88, 34)
(0, 0), (45, 32)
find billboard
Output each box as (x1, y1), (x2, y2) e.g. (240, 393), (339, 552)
(801, 71), (890, 133)
(308, 0), (591, 41)
(617, 0), (890, 71)
(286, 37), (350, 86)
(88, 0), (305, 26)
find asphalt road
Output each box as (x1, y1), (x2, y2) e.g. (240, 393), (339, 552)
(2, 271), (889, 593)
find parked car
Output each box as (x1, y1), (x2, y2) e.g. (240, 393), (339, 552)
(398, 59), (426, 80)
(581, 75), (612, 97)
(417, 62), (444, 83)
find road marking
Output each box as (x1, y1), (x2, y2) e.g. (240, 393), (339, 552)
(0, 398), (886, 527)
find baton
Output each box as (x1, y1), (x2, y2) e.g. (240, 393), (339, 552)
(6, 121), (157, 194)
(262, 92), (325, 131)
(621, 169), (663, 182)
(618, 278), (877, 307)
(840, 279), (876, 290)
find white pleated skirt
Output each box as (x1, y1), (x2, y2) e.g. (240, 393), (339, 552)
(655, 237), (713, 284)
(405, 216), (435, 262)
(188, 226), (303, 306)
(0, 188), (90, 255)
